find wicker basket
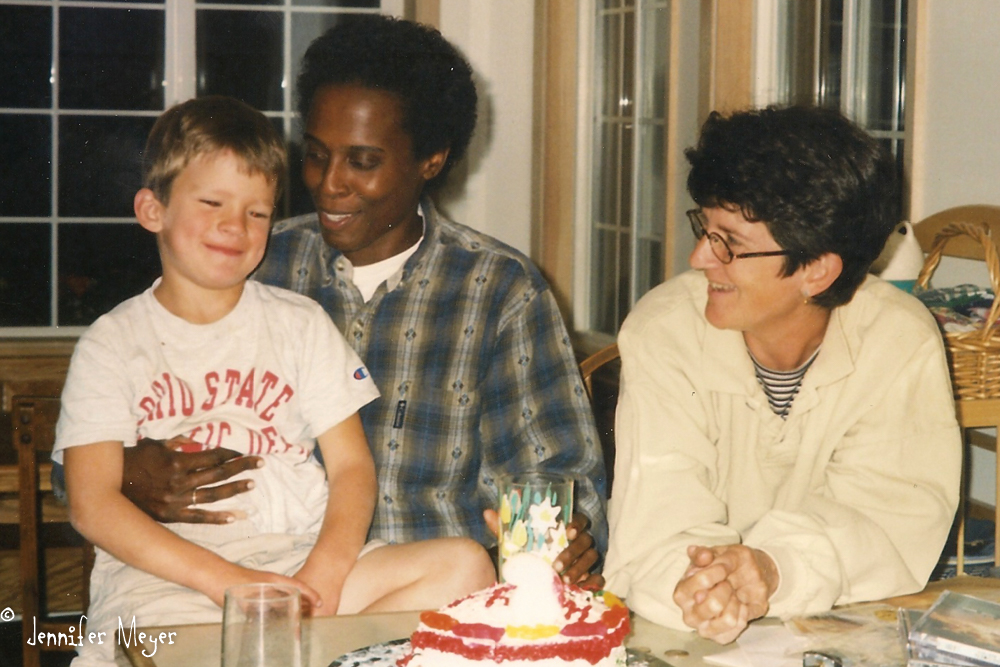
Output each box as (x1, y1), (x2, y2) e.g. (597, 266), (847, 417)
(915, 221), (1000, 400)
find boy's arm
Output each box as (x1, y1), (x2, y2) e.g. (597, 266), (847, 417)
(65, 441), (321, 608)
(294, 413), (376, 616)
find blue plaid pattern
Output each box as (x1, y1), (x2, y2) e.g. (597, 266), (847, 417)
(253, 200), (608, 553)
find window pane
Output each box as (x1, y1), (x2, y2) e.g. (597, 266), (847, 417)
(0, 6), (52, 108)
(594, 123), (620, 228)
(857, 0), (906, 131)
(620, 122), (633, 226)
(290, 13), (344, 108)
(60, 7), (164, 111)
(817, 0), (843, 108)
(286, 139), (319, 218)
(636, 123), (665, 239)
(59, 116), (153, 218)
(292, 0), (378, 7)
(622, 10), (635, 118)
(58, 223), (160, 326)
(202, 0), (281, 5)
(0, 115), (51, 217)
(636, 238), (663, 298)
(197, 10), (284, 111)
(0, 223), (51, 326)
(639, 4), (669, 119)
(600, 13), (622, 118)
(592, 229), (618, 335)
(617, 228), (631, 329)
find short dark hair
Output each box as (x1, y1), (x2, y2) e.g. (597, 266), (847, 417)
(296, 14), (477, 191)
(142, 96), (287, 204)
(685, 105), (899, 308)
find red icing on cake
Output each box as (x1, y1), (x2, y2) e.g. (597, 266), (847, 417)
(399, 555), (630, 666)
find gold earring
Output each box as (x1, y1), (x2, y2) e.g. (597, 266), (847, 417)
(802, 290), (811, 305)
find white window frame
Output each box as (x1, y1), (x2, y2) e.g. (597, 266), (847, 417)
(0, 0), (403, 337)
(572, 0), (671, 335)
(754, 0), (907, 154)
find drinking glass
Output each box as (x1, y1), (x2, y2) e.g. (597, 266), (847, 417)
(497, 472), (574, 580)
(222, 583), (301, 667)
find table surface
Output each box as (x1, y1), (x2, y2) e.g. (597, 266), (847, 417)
(117, 577), (1000, 667)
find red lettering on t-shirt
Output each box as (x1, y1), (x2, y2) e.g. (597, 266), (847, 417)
(161, 372), (176, 417)
(235, 369), (256, 408)
(138, 396), (156, 427)
(177, 378), (195, 417)
(202, 372), (220, 410)
(258, 385), (294, 422)
(223, 370), (242, 404)
(247, 430), (261, 455)
(254, 371), (279, 412)
(150, 380), (167, 420)
(260, 425), (278, 454)
(213, 421), (232, 448)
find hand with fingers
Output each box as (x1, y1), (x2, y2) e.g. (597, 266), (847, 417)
(121, 437), (263, 523)
(483, 509), (605, 589)
(673, 544), (778, 644)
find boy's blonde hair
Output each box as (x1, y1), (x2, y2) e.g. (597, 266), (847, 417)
(142, 96), (287, 204)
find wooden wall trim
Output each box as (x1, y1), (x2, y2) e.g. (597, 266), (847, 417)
(904, 0), (928, 223)
(533, 0), (579, 318)
(408, 0), (440, 27)
(663, 0), (684, 280)
(700, 0), (754, 116)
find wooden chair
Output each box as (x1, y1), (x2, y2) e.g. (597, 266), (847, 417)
(15, 387), (94, 667)
(913, 205), (1000, 261)
(913, 206), (1000, 576)
(580, 343), (620, 400)
(579, 343), (620, 494)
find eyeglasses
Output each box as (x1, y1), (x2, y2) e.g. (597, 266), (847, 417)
(686, 209), (792, 265)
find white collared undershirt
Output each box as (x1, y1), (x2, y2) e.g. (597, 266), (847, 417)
(349, 216), (424, 302)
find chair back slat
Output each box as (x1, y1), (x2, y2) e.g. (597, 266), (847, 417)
(13, 383), (93, 667)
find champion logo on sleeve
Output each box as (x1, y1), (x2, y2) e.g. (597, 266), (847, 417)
(353, 367), (369, 380)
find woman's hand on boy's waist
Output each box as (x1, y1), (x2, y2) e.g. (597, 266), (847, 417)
(122, 437), (262, 523)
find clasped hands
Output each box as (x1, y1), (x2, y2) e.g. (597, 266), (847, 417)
(673, 544), (779, 644)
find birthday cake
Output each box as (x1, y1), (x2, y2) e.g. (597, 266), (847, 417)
(397, 554), (630, 667)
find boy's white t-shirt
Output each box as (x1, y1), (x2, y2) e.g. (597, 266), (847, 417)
(54, 279), (380, 535)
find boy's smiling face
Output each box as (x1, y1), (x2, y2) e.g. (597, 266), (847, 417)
(134, 149), (275, 319)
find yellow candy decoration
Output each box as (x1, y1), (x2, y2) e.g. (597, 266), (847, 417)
(601, 591), (624, 608)
(506, 624), (561, 639)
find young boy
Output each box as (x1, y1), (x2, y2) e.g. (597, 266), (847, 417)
(54, 96), (494, 666)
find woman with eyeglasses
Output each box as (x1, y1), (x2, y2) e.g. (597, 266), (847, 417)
(604, 106), (961, 644)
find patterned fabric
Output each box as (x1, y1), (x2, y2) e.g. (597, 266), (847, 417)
(253, 199), (608, 553)
(916, 283), (997, 333)
(750, 347), (820, 419)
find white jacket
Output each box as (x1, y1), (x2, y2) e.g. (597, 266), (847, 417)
(604, 271), (961, 628)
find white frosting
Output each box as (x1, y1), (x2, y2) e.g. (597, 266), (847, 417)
(498, 554), (564, 626)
